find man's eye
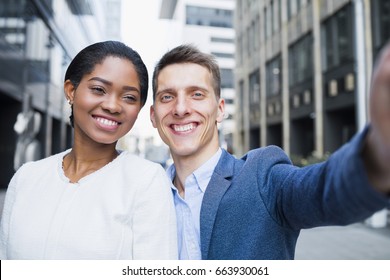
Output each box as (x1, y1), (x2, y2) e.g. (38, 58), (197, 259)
(161, 95), (173, 102)
(193, 92), (203, 98)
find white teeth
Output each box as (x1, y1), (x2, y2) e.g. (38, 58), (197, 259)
(173, 123), (195, 132)
(96, 117), (118, 126)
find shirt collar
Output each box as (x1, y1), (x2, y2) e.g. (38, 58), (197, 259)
(193, 148), (222, 193)
(167, 148), (222, 193)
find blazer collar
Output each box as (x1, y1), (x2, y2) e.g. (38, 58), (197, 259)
(200, 149), (239, 259)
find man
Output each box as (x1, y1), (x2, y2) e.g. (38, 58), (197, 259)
(150, 44), (390, 260)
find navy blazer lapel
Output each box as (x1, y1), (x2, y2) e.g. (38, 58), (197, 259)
(200, 149), (236, 259)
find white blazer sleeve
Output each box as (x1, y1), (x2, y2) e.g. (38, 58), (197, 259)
(131, 166), (178, 260)
(0, 167), (22, 259)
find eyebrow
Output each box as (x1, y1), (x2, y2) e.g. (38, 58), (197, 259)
(88, 77), (140, 93)
(187, 86), (209, 93)
(156, 88), (175, 97)
(156, 86), (209, 96)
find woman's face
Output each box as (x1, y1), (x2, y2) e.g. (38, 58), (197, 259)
(65, 56), (142, 145)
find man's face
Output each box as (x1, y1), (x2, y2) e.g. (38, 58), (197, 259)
(150, 63), (225, 162)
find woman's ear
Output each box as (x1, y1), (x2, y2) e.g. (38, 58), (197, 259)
(64, 80), (75, 104)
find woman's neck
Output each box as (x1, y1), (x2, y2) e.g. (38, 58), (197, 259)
(62, 143), (118, 183)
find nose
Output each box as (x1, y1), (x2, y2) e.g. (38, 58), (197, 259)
(101, 94), (122, 114)
(173, 95), (190, 117)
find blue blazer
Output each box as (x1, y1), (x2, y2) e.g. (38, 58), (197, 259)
(200, 130), (389, 259)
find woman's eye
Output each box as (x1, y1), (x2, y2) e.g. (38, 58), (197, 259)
(124, 95), (138, 103)
(91, 87), (105, 94)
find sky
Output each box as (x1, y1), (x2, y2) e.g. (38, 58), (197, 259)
(120, 0), (181, 147)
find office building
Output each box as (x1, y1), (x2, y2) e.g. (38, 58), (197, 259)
(235, 0), (389, 226)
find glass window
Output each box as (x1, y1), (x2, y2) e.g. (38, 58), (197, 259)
(211, 52), (234, 59)
(186, 5), (233, 28)
(220, 68), (234, 89)
(266, 56), (282, 96)
(288, 34), (313, 86)
(249, 70), (260, 103)
(321, 4), (353, 71)
(255, 15), (260, 50)
(372, 0), (390, 53)
(239, 80), (245, 126)
(246, 26), (251, 55)
(336, 7), (353, 65)
(271, 0), (279, 33)
(250, 20), (255, 53)
(287, 0), (295, 20)
(237, 35), (242, 65)
(287, 0), (292, 20)
(379, 1), (390, 45)
(278, 0), (282, 28)
(210, 37), (234, 43)
(263, 7), (269, 39)
(323, 19), (335, 70)
(270, 0), (275, 34)
(225, 98), (234, 105)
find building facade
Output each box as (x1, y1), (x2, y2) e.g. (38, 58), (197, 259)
(235, 0), (389, 226)
(160, 0), (236, 153)
(234, 0), (389, 158)
(0, 0), (121, 189)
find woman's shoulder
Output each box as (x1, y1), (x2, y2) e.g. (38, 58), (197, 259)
(16, 150), (67, 174)
(10, 151), (67, 188)
(114, 151), (169, 188)
(117, 150), (164, 170)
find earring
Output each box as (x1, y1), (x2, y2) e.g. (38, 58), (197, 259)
(67, 99), (73, 105)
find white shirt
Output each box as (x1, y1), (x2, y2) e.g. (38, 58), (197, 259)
(168, 148), (222, 259)
(0, 150), (177, 260)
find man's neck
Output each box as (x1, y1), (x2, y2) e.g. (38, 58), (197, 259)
(171, 146), (220, 197)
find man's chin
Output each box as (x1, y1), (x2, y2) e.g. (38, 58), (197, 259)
(171, 146), (198, 158)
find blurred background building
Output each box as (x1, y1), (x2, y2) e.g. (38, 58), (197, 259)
(234, 0), (389, 227)
(0, 0), (122, 189)
(235, 0), (388, 158)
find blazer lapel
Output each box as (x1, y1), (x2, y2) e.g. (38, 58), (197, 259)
(200, 149), (236, 259)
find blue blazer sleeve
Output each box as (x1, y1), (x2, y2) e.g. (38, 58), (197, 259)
(253, 128), (389, 230)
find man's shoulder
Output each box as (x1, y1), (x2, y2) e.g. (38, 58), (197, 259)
(241, 145), (290, 164)
(218, 146), (285, 164)
(214, 147), (291, 178)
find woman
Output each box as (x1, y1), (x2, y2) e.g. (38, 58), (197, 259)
(0, 41), (177, 260)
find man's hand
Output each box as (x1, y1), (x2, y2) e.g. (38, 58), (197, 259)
(364, 44), (390, 195)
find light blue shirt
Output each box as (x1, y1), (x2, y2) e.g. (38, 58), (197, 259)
(167, 148), (222, 260)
